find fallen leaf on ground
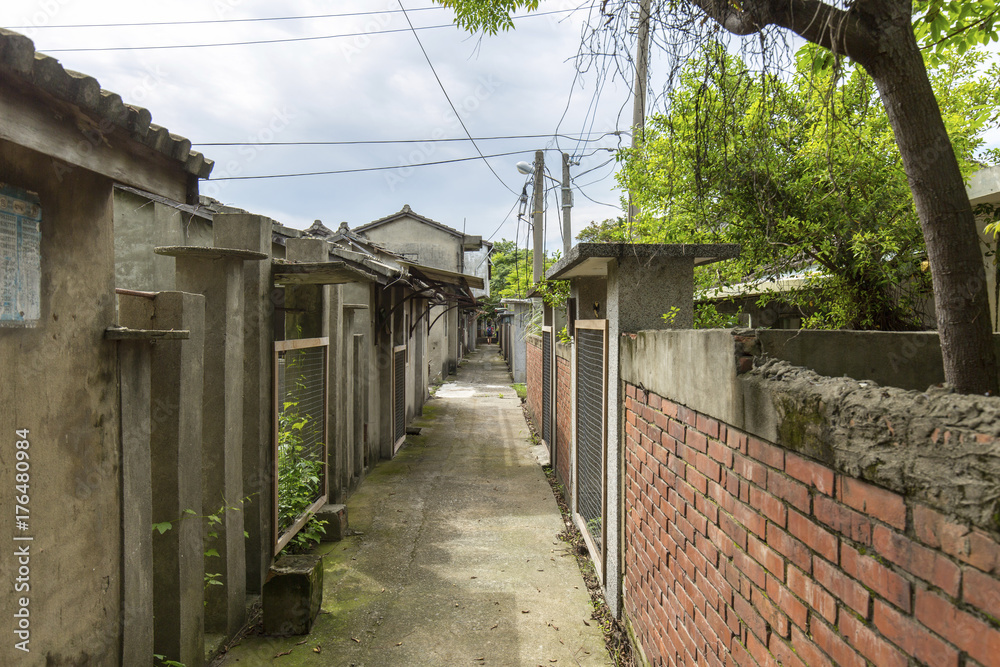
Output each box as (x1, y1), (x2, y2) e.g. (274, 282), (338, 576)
(490, 623), (498, 630)
(351, 637), (360, 643)
(313, 646), (322, 653)
(295, 640), (307, 645)
(582, 619), (590, 626)
(274, 649), (292, 657)
(396, 642), (403, 646)
(521, 610), (530, 614)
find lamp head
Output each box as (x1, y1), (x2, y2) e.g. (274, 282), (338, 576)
(516, 161), (535, 175)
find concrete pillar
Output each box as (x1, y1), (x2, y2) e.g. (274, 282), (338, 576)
(147, 291), (206, 666)
(602, 254), (695, 618)
(214, 214), (274, 596)
(118, 337), (154, 667)
(171, 245), (262, 637)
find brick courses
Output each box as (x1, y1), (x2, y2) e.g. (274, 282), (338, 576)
(622, 383), (1000, 667)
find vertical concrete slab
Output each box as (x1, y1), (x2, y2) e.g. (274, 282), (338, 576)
(148, 291), (206, 667)
(118, 340), (153, 667)
(214, 213), (274, 596)
(174, 252), (250, 637)
(353, 333), (367, 479)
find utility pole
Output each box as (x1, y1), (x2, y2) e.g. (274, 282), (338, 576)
(562, 152), (572, 256)
(532, 149), (544, 284)
(628, 0), (651, 226)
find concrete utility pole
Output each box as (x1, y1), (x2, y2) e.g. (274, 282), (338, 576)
(628, 0), (652, 226)
(562, 152), (573, 256)
(532, 149), (544, 284)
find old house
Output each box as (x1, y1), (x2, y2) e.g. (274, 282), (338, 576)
(354, 204), (490, 382)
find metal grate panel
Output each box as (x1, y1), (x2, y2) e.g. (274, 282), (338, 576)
(274, 339), (329, 553)
(542, 329), (553, 447)
(394, 347), (406, 445)
(576, 326), (605, 555)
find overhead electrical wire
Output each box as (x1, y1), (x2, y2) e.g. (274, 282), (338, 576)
(193, 131), (626, 147)
(6, 7), (445, 29)
(40, 8), (577, 52)
(208, 148), (531, 181)
(396, 0), (518, 196)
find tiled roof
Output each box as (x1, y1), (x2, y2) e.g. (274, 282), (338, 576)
(356, 204), (466, 238)
(0, 28), (213, 179)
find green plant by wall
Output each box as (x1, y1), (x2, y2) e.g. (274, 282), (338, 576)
(276, 400), (328, 554)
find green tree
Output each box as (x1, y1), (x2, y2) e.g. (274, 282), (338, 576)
(610, 45), (997, 330)
(437, 0), (1000, 392)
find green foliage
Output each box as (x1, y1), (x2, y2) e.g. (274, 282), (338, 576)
(154, 655), (186, 667)
(151, 496), (254, 593)
(480, 240), (569, 320)
(434, 0), (538, 34)
(557, 325), (572, 344)
(617, 44), (997, 330)
(913, 1), (1000, 62)
(277, 400), (327, 554)
(694, 303), (741, 329)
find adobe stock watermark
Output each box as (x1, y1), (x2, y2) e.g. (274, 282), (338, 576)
(200, 106), (298, 201)
(12, 0), (77, 40)
(383, 75), (503, 193)
(341, 0), (398, 64)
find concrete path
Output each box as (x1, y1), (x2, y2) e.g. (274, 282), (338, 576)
(219, 344), (610, 667)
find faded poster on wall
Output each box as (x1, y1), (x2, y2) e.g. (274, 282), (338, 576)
(0, 183), (42, 326)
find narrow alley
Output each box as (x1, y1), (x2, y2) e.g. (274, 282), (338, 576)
(218, 344), (611, 667)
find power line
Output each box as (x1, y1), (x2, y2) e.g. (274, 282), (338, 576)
(193, 131), (627, 147)
(396, 0), (518, 196)
(207, 148), (532, 181)
(6, 7), (445, 30)
(41, 8), (576, 52)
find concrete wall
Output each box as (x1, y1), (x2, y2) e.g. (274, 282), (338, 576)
(113, 188), (212, 292)
(464, 245), (490, 299)
(1, 140), (141, 662)
(360, 216), (461, 273)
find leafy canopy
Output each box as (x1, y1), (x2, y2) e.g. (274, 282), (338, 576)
(597, 44), (997, 330)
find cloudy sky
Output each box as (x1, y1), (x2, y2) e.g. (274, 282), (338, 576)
(2, 0), (649, 254)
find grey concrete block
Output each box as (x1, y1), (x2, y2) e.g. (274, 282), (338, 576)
(263, 555), (324, 636)
(316, 503), (348, 542)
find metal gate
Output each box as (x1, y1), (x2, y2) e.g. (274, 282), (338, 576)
(541, 326), (553, 453)
(392, 344), (406, 452)
(574, 320), (608, 581)
(273, 337), (329, 555)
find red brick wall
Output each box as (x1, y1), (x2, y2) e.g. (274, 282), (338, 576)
(555, 351), (572, 488)
(623, 381), (1000, 667)
(526, 335), (541, 426)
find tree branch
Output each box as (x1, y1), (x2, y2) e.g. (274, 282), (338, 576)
(688, 0), (880, 64)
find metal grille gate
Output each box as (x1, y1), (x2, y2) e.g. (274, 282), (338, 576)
(541, 327), (553, 451)
(574, 320), (607, 579)
(393, 345), (406, 452)
(273, 337), (329, 554)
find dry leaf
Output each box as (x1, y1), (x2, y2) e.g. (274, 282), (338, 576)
(274, 649), (292, 657)
(521, 610), (530, 614)
(396, 642), (403, 646)
(313, 646), (322, 653)
(351, 637), (360, 643)
(490, 623), (499, 630)
(295, 640), (307, 645)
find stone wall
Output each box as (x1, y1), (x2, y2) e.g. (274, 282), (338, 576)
(619, 331), (1000, 667)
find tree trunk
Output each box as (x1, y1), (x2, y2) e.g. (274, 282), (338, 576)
(862, 21), (998, 394)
